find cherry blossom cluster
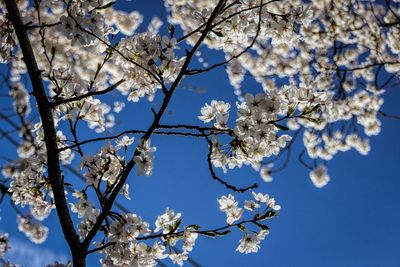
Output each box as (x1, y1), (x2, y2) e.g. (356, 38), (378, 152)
(198, 100), (231, 129)
(134, 139), (156, 176)
(101, 214), (164, 266)
(218, 192), (280, 254)
(218, 194), (244, 224)
(50, 79), (115, 133)
(303, 130), (370, 162)
(0, 0), (399, 265)
(0, 233), (10, 259)
(57, 0), (145, 45)
(9, 82), (30, 117)
(81, 142), (125, 186)
(70, 191), (100, 239)
(323, 91), (383, 136)
(101, 241), (165, 266)
(217, 0), (399, 186)
(0, 9), (15, 63)
(114, 33), (185, 102)
(100, 208), (198, 266)
(154, 209), (199, 265)
(3, 157), (54, 221)
(165, 0), (313, 52)
(309, 165), (330, 188)
(199, 84), (331, 172)
(17, 215), (48, 244)
(57, 0), (115, 46)
(2, 121), (75, 222)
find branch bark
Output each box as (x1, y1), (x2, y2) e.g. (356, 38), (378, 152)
(81, 0), (227, 250)
(3, 0), (84, 265)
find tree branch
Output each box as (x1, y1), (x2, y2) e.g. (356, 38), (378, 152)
(81, 0), (228, 250)
(4, 0), (82, 258)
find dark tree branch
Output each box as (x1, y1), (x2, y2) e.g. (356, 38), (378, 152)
(200, 129), (258, 193)
(81, 0), (228, 250)
(3, 0), (83, 264)
(50, 79), (125, 107)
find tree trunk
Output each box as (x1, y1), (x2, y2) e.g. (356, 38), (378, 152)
(72, 251), (86, 267)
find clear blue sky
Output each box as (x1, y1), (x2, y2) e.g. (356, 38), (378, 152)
(1, 1), (400, 266)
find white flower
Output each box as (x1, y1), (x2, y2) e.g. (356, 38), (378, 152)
(113, 101), (125, 113)
(121, 184), (131, 200)
(17, 216), (48, 244)
(198, 102), (216, 123)
(0, 233), (10, 258)
(260, 164), (273, 182)
(198, 100), (231, 129)
(169, 253), (188, 266)
(310, 165), (330, 188)
(134, 153), (154, 176)
(267, 198), (281, 211)
(116, 135), (134, 149)
(226, 206), (243, 224)
(252, 192), (269, 203)
(236, 234), (260, 254)
(182, 227), (198, 252)
(155, 208), (181, 234)
(218, 194), (237, 211)
(217, 194), (243, 224)
(244, 200), (260, 211)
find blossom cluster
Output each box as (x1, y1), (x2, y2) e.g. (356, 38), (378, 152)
(81, 142), (124, 186)
(17, 215), (48, 244)
(217, 0), (399, 186)
(0, 0), (398, 265)
(101, 208), (197, 266)
(9, 82), (31, 117)
(3, 158), (54, 222)
(115, 33), (185, 102)
(70, 191), (100, 238)
(134, 139), (156, 176)
(309, 165), (330, 188)
(303, 130), (370, 162)
(0, 233), (10, 259)
(218, 192), (280, 254)
(101, 213), (159, 266)
(165, 0), (313, 52)
(57, 0), (114, 46)
(0, 12), (16, 63)
(199, 84), (331, 172)
(2, 122), (75, 224)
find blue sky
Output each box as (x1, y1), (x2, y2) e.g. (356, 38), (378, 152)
(1, 0), (400, 266)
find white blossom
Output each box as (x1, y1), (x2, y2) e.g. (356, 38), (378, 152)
(309, 165), (330, 188)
